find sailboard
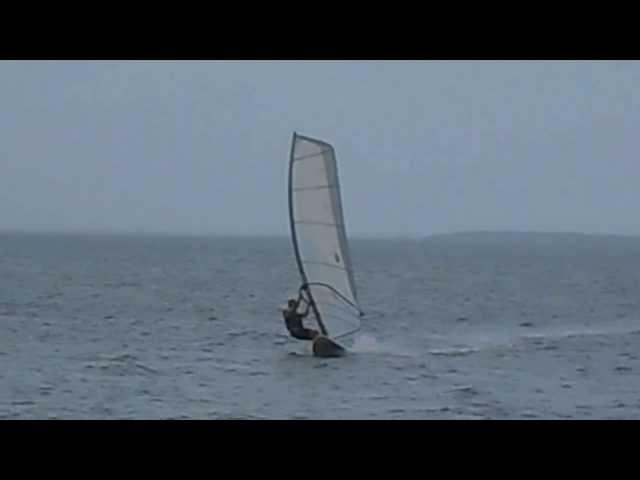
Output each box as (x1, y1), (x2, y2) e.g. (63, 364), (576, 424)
(287, 132), (364, 357)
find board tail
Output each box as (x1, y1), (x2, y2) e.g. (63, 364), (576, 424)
(312, 335), (348, 358)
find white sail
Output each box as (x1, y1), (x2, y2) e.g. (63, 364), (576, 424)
(288, 133), (362, 339)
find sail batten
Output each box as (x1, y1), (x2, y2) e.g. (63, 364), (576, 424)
(296, 220), (345, 228)
(292, 185), (337, 192)
(293, 150), (333, 162)
(288, 132), (361, 339)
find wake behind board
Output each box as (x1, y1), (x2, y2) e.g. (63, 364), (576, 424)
(312, 335), (348, 358)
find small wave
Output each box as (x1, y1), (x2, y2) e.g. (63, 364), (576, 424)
(452, 414), (488, 420)
(90, 352), (139, 363)
(214, 412), (268, 420)
(368, 394), (390, 401)
(442, 322), (640, 353)
(103, 281), (142, 288)
(449, 385), (479, 395)
(615, 365), (632, 373)
(386, 408), (407, 415)
(287, 413), (310, 420)
(286, 351), (307, 357)
(209, 361), (254, 373)
(227, 329), (264, 339)
(134, 363), (159, 374)
(429, 347), (477, 357)
(82, 352), (158, 375)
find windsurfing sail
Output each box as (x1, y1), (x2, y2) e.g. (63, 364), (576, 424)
(288, 132), (364, 340)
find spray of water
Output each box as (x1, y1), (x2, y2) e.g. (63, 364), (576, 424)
(350, 333), (415, 357)
(351, 334), (380, 352)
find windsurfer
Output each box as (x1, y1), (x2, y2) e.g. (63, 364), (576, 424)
(282, 286), (320, 341)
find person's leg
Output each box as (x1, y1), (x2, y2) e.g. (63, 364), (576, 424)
(291, 327), (320, 341)
(302, 328), (319, 340)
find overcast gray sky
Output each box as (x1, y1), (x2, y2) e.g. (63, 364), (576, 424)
(1, 60), (638, 237)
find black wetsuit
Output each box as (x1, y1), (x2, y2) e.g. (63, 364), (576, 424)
(283, 304), (318, 341)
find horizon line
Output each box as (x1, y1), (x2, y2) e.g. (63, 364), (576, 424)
(1, 227), (639, 240)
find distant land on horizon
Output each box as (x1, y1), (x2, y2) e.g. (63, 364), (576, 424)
(419, 231), (640, 253)
(424, 230), (640, 241)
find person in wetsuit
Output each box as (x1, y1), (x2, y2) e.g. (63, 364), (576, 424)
(282, 288), (320, 341)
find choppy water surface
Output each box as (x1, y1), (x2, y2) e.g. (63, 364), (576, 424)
(1, 232), (640, 419)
